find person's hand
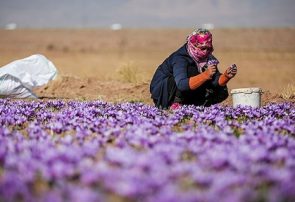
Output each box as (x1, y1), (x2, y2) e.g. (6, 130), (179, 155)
(203, 65), (217, 79)
(225, 64), (237, 78)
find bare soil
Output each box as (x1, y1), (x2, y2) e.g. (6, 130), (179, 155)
(1, 28), (294, 106)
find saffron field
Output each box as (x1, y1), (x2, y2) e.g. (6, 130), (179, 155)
(0, 99), (294, 202)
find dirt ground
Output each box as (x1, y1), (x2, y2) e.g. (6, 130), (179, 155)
(0, 28), (294, 105)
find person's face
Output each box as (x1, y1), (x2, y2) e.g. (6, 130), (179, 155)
(195, 44), (212, 58)
(196, 45), (212, 52)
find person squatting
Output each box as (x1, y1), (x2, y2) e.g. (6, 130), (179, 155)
(150, 28), (237, 109)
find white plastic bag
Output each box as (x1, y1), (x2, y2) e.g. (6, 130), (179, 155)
(0, 54), (58, 98)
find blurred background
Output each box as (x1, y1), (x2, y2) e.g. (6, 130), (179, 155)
(1, 0), (295, 28)
(0, 0), (295, 102)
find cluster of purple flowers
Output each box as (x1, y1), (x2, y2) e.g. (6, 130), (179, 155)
(0, 99), (294, 202)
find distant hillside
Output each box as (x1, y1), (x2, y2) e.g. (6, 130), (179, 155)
(0, 0), (294, 28)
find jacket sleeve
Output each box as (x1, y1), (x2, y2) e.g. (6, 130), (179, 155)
(211, 67), (222, 87)
(171, 56), (190, 91)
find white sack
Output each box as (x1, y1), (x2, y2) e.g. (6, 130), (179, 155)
(0, 54), (58, 98)
(0, 74), (37, 98)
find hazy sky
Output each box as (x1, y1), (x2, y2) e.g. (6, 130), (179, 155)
(0, 0), (295, 28)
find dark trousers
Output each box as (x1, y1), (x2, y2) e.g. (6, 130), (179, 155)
(166, 76), (229, 107)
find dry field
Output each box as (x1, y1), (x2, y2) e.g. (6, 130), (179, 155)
(0, 28), (295, 104)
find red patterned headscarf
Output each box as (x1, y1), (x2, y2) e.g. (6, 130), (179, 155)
(187, 29), (214, 63)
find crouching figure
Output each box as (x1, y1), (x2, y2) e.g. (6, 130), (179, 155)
(150, 28), (237, 109)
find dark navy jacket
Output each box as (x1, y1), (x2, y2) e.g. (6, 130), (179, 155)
(150, 43), (223, 108)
